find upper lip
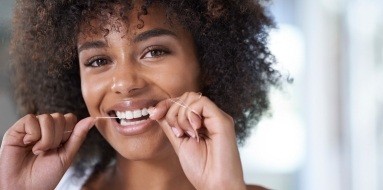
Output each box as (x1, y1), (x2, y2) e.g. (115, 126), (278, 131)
(106, 99), (159, 115)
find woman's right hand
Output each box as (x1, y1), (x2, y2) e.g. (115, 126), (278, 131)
(0, 113), (95, 190)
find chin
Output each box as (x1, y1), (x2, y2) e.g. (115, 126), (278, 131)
(108, 130), (174, 161)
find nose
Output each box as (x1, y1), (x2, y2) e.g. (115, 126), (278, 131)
(110, 64), (146, 96)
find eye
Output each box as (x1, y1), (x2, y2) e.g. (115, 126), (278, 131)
(85, 57), (110, 67)
(142, 46), (170, 59)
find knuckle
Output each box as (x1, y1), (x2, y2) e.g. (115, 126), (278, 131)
(182, 91), (190, 97)
(177, 115), (187, 125)
(56, 115), (66, 125)
(191, 91), (199, 97)
(64, 113), (78, 126)
(200, 96), (209, 102)
(21, 114), (37, 124)
(44, 113), (55, 123)
(24, 114), (36, 120)
(165, 114), (174, 123)
(38, 113), (52, 121)
(227, 115), (234, 125)
(51, 112), (65, 121)
(51, 112), (61, 117)
(166, 114), (177, 127)
(64, 113), (77, 120)
(2, 129), (11, 140)
(222, 113), (235, 127)
(180, 92), (190, 100)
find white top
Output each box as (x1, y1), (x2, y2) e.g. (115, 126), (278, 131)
(55, 168), (89, 190)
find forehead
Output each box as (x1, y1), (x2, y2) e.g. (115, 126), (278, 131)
(77, 3), (182, 43)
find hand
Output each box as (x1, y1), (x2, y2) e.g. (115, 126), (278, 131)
(0, 113), (95, 190)
(149, 92), (246, 190)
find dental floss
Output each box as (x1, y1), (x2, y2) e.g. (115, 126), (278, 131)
(91, 87), (203, 142)
(168, 98), (202, 119)
(167, 98), (201, 142)
(168, 98), (188, 109)
(94, 113), (199, 141)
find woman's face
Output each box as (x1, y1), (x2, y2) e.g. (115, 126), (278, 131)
(77, 5), (200, 160)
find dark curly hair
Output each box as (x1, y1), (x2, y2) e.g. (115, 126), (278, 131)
(10, 0), (281, 177)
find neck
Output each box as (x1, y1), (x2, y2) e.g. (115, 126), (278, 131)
(109, 151), (195, 190)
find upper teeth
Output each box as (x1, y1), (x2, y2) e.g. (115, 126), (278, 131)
(115, 107), (151, 120)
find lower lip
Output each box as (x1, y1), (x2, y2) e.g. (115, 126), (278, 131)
(111, 118), (157, 136)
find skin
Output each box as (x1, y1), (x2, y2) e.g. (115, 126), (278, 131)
(78, 5), (201, 190)
(79, 5), (200, 162)
(0, 3), (267, 190)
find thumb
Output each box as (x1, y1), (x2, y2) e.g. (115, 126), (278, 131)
(60, 117), (95, 166)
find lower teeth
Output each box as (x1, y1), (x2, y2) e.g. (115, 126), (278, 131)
(119, 118), (146, 126)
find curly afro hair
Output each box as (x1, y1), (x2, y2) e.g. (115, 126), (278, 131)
(11, 0), (281, 177)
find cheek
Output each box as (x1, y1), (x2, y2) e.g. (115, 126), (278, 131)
(81, 82), (92, 105)
(179, 60), (200, 91)
(152, 62), (200, 97)
(81, 75), (108, 114)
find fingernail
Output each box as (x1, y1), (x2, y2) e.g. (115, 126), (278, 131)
(188, 112), (201, 129)
(147, 107), (156, 115)
(186, 130), (196, 138)
(33, 150), (42, 155)
(24, 141), (32, 145)
(171, 127), (182, 137)
(194, 129), (200, 142)
(191, 110), (202, 119)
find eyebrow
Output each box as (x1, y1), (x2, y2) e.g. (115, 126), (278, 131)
(133, 28), (177, 43)
(78, 40), (107, 53)
(78, 28), (177, 53)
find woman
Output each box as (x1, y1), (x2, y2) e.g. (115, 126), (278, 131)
(0, 0), (281, 189)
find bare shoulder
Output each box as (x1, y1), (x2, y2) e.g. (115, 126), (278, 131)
(246, 184), (270, 190)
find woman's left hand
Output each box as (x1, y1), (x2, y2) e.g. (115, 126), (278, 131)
(149, 92), (246, 190)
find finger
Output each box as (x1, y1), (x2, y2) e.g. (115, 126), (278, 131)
(51, 113), (65, 148)
(148, 99), (171, 120)
(187, 110), (202, 131)
(155, 119), (183, 153)
(2, 114), (41, 146)
(188, 96), (235, 136)
(149, 100), (185, 138)
(165, 98), (182, 128)
(22, 114), (42, 145)
(167, 98), (196, 138)
(62, 113), (77, 143)
(148, 99), (184, 148)
(149, 98), (183, 134)
(163, 103), (185, 138)
(175, 94), (197, 138)
(60, 117), (95, 167)
(33, 114), (56, 154)
(182, 92), (204, 131)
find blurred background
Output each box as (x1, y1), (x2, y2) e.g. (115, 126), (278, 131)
(1, 0), (382, 189)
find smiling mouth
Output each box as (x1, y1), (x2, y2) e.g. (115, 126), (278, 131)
(109, 107), (153, 126)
